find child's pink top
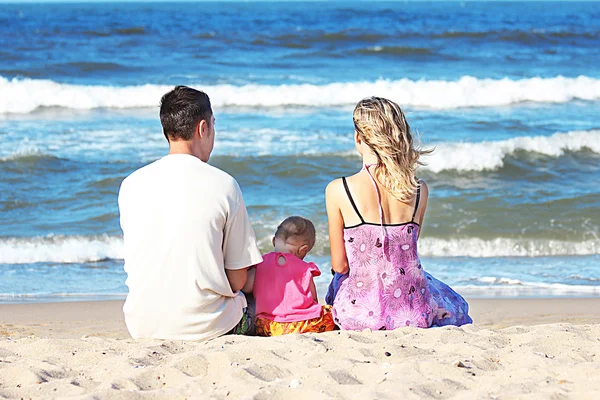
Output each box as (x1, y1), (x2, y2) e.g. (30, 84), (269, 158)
(254, 252), (322, 323)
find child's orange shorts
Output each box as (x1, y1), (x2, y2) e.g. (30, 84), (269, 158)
(255, 305), (336, 336)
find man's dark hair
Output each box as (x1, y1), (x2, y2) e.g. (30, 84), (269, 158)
(159, 86), (212, 141)
(274, 216), (316, 250)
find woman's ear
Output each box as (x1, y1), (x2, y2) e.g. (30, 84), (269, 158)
(355, 131), (363, 155)
(355, 131), (361, 144)
(272, 236), (276, 247)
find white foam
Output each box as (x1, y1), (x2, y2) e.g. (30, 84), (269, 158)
(0, 145), (45, 161)
(0, 235), (597, 264)
(0, 235), (123, 264)
(1, 75), (599, 114)
(477, 276), (523, 285)
(0, 293), (126, 299)
(418, 237), (598, 257)
(424, 129), (600, 172)
(456, 282), (600, 297)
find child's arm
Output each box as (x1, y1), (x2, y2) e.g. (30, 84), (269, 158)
(241, 266), (256, 294)
(309, 278), (318, 303)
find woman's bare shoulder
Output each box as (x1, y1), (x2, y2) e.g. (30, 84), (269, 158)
(417, 180), (429, 201)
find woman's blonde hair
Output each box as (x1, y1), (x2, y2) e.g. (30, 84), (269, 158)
(353, 96), (431, 202)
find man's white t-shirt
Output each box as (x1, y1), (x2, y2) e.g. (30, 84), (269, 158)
(118, 154), (262, 341)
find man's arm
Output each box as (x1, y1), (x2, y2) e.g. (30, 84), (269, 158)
(222, 180), (263, 293)
(226, 268), (248, 292)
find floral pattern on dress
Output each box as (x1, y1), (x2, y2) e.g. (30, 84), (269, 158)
(346, 264), (376, 298)
(346, 228), (382, 268)
(332, 223), (472, 330)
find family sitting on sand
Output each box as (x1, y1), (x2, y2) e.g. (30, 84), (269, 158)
(118, 86), (472, 341)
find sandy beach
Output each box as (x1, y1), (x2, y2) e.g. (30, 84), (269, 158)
(1, 299), (599, 399)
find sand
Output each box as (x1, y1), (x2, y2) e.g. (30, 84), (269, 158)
(1, 299), (599, 399)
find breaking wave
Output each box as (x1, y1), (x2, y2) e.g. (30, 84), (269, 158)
(1, 235), (597, 264)
(1, 75), (599, 114)
(424, 129), (600, 173)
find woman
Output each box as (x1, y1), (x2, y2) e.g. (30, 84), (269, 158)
(325, 97), (472, 330)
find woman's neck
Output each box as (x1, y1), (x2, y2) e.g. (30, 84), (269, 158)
(362, 153), (378, 167)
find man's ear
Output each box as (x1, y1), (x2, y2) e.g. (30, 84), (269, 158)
(194, 120), (206, 138)
(272, 236), (276, 247)
(297, 244), (309, 259)
(198, 119), (208, 138)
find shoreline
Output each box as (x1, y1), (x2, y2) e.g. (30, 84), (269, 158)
(2, 297), (600, 340)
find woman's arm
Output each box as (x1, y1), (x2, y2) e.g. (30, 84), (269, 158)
(326, 179), (350, 274)
(415, 181), (429, 239)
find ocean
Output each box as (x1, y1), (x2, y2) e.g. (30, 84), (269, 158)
(1, 1), (599, 303)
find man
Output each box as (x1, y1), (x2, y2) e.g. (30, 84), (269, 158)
(118, 86), (262, 341)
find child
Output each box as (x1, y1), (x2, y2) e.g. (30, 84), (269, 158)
(246, 216), (336, 336)
(325, 96), (472, 330)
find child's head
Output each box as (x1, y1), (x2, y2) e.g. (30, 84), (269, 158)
(352, 96), (431, 202)
(272, 216), (316, 260)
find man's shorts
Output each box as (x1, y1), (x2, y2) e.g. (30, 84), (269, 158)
(227, 307), (254, 335)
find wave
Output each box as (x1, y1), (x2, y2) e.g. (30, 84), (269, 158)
(0, 235), (123, 264)
(2, 128), (598, 175)
(419, 237), (598, 258)
(0, 293), (126, 300)
(423, 129), (600, 173)
(268, 31), (388, 46)
(83, 26), (146, 37)
(354, 46), (434, 56)
(432, 29), (600, 42)
(1, 235), (597, 264)
(259, 28), (599, 46)
(1, 285), (598, 300)
(2, 75), (600, 114)
(456, 282), (600, 298)
(0, 146), (48, 162)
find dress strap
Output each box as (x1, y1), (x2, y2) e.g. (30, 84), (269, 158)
(342, 177), (364, 223)
(411, 182), (422, 223)
(363, 164), (388, 259)
(363, 165), (384, 226)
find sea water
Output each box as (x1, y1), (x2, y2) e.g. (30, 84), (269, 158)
(0, 2), (599, 302)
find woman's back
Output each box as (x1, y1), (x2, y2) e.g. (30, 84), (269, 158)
(332, 166), (435, 330)
(339, 171), (425, 227)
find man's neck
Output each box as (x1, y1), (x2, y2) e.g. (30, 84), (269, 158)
(168, 140), (201, 160)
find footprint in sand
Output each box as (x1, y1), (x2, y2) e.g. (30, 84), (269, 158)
(171, 355), (208, 377)
(328, 370), (362, 385)
(130, 367), (191, 391)
(244, 364), (291, 382)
